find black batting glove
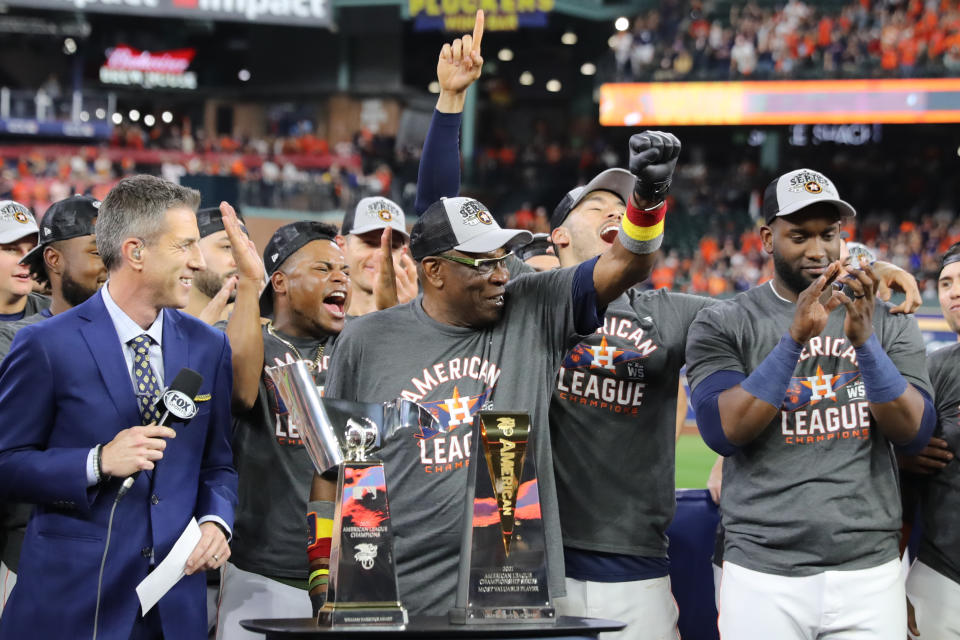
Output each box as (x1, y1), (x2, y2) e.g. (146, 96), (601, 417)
(628, 131), (681, 205)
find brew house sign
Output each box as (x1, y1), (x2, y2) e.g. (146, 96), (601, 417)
(99, 44), (197, 90)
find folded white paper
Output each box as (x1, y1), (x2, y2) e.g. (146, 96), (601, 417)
(136, 517), (202, 615)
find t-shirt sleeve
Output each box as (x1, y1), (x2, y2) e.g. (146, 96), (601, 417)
(685, 303), (746, 391)
(0, 326), (17, 363)
(928, 347), (956, 431)
(668, 293), (717, 355)
(881, 310), (933, 396)
(506, 253), (536, 278)
(507, 263), (591, 353)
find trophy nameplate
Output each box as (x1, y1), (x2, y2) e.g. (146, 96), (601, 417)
(450, 411), (555, 624)
(266, 357), (442, 628)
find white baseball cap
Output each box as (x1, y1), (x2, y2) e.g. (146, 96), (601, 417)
(341, 197), (409, 239)
(762, 169), (856, 223)
(0, 200), (39, 244)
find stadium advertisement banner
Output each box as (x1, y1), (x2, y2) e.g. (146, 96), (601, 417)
(5, 0), (331, 28)
(600, 79), (960, 126)
(99, 44), (197, 90)
(409, 0), (551, 31)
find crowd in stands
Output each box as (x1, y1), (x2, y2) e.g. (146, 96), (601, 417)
(0, 121), (414, 218)
(610, 0), (960, 81)
(2, 115), (957, 306)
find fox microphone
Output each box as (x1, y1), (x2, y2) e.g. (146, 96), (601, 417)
(118, 368), (204, 498)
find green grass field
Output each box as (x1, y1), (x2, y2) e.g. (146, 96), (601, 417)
(675, 433), (717, 489)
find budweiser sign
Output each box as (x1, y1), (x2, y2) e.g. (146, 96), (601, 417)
(104, 45), (195, 74)
(100, 44), (197, 90)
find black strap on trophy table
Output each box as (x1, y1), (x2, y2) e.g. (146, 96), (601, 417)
(239, 615), (625, 640)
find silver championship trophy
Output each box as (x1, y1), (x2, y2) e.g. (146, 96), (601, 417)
(450, 411), (555, 624)
(265, 356), (442, 628)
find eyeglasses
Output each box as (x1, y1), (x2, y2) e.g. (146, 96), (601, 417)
(436, 253), (510, 275)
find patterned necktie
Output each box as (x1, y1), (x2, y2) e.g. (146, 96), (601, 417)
(130, 334), (162, 424)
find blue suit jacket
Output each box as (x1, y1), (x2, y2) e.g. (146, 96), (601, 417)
(0, 292), (238, 640)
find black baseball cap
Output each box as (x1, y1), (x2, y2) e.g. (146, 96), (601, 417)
(410, 197), (532, 261)
(195, 206), (247, 239)
(260, 221), (338, 316)
(550, 168), (636, 231)
(516, 233), (554, 261)
(21, 195), (99, 274)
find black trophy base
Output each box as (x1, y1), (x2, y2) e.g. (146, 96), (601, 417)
(449, 606), (556, 625)
(317, 603), (408, 628)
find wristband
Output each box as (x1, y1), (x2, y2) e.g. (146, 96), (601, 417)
(307, 501), (334, 596)
(618, 200), (666, 255)
(741, 334), (803, 408)
(854, 333), (907, 404)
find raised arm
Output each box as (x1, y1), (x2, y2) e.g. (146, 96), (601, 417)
(690, 264), (847, 450)
(220, 201), (266, 413)
(414, 11), (484, 213)
(592, 131), (680, 306)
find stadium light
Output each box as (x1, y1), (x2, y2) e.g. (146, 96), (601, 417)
(63, 38), (77, 55)
(581, 62), (597, 76)
(95, 108), (106, 119)
(561, 31), (577, 45)
(428, 81), (440, 94)
(144, 114), (156, 127)
(615, 17), (629, 31)
(238, 69), (251, 82)
(79, 111), (89, 122)
(128, 109), (140, 122)
(546, 79), (562, 93)
(519, 71), (534, 86)
(111, 113), (122, 125)
(161, 111), (173, 124)
(498, 48), (514, 62)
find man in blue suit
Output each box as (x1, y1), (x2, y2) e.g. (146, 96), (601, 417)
(0, 175), (238, 640)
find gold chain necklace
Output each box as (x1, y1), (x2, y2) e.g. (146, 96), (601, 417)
(265, 320), (325, 371)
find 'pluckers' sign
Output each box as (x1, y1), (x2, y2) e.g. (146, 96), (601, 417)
(409, 0), (552, 32)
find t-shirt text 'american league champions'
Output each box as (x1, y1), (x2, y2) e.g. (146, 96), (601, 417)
(686, 282), (931, 576)
(324, 260), (589, 616)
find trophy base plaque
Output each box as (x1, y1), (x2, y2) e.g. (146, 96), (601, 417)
(318, 602), (408, 628)
(449, 606), (556, 625)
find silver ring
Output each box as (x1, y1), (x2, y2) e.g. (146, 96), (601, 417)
(213, 554), (220, 562)
(853, 293), (865, 299)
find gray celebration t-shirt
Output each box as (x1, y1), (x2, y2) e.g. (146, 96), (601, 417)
(551, 289), (712, 557)
(324, 264), (587, 616)
(686, 281), (931, 576)
(230, 325), (332, 580)
(0, 309), (50, 571)
(918, 342), (960, 585)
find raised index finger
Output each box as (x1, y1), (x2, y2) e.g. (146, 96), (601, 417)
(472, 10), (484, 53)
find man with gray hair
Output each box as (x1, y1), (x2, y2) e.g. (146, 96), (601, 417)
(0, 174), (238, 640)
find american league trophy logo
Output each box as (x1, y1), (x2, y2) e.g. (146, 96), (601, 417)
(265, 356), (443, 627)
(450, 411), (555, 624)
